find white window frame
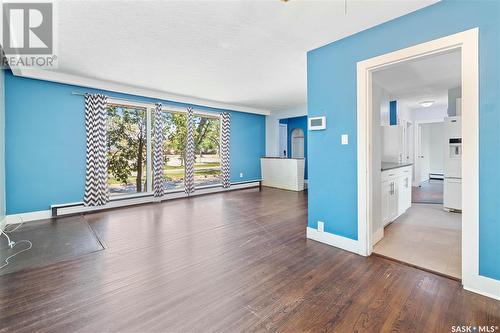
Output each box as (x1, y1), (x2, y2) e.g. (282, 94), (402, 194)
(107, 98), (153, 199)
(192, 111), (222, 189)
(106, 100), (223, 199)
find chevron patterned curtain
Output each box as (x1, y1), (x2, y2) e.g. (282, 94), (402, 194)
(220, 112), (231, 188)
(83, 94), (109, 206)
(184, 107), (195, 194)
(153, 103), (164, 198)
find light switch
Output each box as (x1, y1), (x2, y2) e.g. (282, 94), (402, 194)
(341, 134), (349, 145)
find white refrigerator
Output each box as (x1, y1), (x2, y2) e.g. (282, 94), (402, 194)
(443, 116), (462, 210)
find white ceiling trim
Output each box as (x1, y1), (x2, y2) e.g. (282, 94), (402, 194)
(12, 68), (271, 116)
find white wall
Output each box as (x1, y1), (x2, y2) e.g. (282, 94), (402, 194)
(266, 104), (307, 157)
(0, 69), (5, 228)
(419, 124), (431, 182)
(408, 106), (447, 122)
(372, 81), (391, 239)
(427, 122), (444, 174)
(380, 95), (391, 126)
(447, 86), (461, 116)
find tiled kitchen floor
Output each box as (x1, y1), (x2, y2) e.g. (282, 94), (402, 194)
(373, 203), (461, 279)
(412, 179), (443, 204)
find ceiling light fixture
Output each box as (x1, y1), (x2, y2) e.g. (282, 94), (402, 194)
(419, 101), (434, 108)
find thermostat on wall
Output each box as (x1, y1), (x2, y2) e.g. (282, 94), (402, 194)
(308, 116), (326, 130)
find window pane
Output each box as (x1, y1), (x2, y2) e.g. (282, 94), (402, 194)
(193, 115), (221, 188)
(107, 104), (148, 196)
(161, 112), (187, 190)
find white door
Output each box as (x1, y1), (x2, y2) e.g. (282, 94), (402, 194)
(291, 128), (305, 158)
(406, 123), (415, 183)
(279, 124), (288, 158)
(416, 123), (431, 183)
(406, 122), (414, 164)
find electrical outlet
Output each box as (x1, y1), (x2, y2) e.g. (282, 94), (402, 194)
(341, 134), (349, 145)
(317, 221), (324, 232)
(239, 172), (244, 178)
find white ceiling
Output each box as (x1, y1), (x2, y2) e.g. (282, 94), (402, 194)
(50, 0), (438, 112)
(373, 49), (461, 113)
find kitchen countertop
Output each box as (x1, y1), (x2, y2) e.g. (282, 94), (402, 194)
(381, 162), (413, 171)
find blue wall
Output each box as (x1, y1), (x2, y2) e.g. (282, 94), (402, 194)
(279, 116), (308, 179)
(389, 101), (397, 126)
(307, 0), (499, 280)
(5, 71), (265, 214)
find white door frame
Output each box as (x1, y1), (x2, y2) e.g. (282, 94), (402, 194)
(291, 128), (305, 158)
(279, 123), (288, 157)
(413, 119), (444, 186)
(357, 28), (499, 300)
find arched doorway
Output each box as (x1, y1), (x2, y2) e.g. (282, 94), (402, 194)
(291, 128), (304, 158)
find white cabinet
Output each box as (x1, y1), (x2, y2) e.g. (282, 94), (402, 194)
(381, 179), (398, 225)
(381, 166), (412, 225)
(398, 174), (411, 216)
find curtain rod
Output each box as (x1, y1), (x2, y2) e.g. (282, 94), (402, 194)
(71, 92), (222, 117)
(71, 92), (162, 106)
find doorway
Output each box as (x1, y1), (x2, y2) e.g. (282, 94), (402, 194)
(372, 50), (461, 279)
(279, 124), (287, 158)
(291, 128), (305, 158)
(356, 29), (479, 289)
(413, 121), (445, 204)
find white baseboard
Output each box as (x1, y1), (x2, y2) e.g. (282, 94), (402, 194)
(0, 217), (6, 232)
(463, 275), (500, 300)
(6, 210), (52, 224)
(372, 228), (384, 245)
(306, 227), (360, 254)
(6, 181), (261, 224)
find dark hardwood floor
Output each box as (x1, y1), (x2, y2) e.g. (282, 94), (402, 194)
(0, 187), (498, 332)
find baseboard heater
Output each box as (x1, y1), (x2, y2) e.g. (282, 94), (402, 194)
(51, 181), (261, 217)
(429, 173), (444, 180)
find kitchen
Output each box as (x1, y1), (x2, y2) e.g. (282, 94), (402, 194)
(369, 50), (463, 279)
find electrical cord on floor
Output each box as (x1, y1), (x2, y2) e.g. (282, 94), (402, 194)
(0, 240), (33, 270)
(0, 217), (33, 270)
(4, 219), (25, 233)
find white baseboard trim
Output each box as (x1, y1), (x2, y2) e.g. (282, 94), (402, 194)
(306, 227), (360, 254)
(372, 228), (384, 246)
(463, 275), (500, 300)
(306, 225), (500, 300)
(6, 181), (261, 224)
(0, 217), (6, 232)
(6, 210), (52, 224)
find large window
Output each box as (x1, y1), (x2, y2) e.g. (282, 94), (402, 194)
(107, 103), (150, 196)
(158, 111), (221, 191)
(105, 101), (222, 197)
(193, 114), (221, 188)
(162, 112), (187, 190)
